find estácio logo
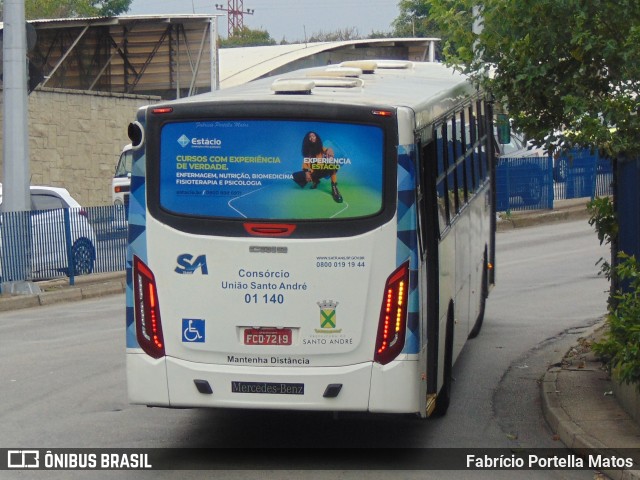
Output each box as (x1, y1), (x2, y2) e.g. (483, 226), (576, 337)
(177, 134), (190, 147)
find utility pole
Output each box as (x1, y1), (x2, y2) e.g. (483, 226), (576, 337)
(210, 16), (220, 91)
(215, 1), (254, 37)
(2, 0), (37, 294)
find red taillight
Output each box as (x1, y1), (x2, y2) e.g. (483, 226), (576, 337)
(243, 223), (296, 237)
(374, 261), (410, 365)
(152, 107), (173, 115)
(133, 256), (165, 359)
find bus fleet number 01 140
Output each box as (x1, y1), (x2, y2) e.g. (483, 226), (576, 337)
(244, 293), (285, 304)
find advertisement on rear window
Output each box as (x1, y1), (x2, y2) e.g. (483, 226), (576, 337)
(159, 120), (384, 220)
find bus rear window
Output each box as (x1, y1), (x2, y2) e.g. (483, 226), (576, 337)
(159, 120), (384, 220)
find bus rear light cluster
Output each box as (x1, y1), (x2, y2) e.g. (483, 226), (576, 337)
(244, 223), (296, 237)
(152, 107), (173, 115)
(133, 256), (165, 359)
(374, 261), (410, 365)
(372, 109), (394, 117)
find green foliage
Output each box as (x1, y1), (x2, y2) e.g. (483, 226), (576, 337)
(367, 30), (394, 40)
(393, 0), (446, 37)
(413, 0), (640, 159)
(593, 253), (640, 389)
(219, 27), (276, 48)
(306, 27), (393, 42)
(402, 0), (640, 392)
(0, 0), (133, 19)
(586, 197), (639, 389)
(587, 196), (617, 247)
(587, 196), (617, 289)
(307, 27), (361, 42)
(95, 0), (131, 16)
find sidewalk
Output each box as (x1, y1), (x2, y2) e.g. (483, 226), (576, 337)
(499, 198), (640, 479)
(0, 271), (125, 312)
(541, 321), (640, 480)
(1, 199), (639, 479)
(496, 197), (592, 231)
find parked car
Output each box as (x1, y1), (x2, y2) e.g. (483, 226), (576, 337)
(496, 131), (548, 207)
(496, 156), (547, 206)
(112, 144), (132, 206)
(503, 132), (570, 182)
(0, 185), (97, 279)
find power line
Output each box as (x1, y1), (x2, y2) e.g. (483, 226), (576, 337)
(215, 1), (254, 36)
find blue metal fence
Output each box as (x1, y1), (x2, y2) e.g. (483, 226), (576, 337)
(0, 205), (127, 289)
(595, 157), (614, 198)
(496, 156), (554, 211)
(555, 149), (597, 200)
(497, 149), (614, 212)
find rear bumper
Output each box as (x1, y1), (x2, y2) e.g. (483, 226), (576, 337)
(127, 351), (421, 414)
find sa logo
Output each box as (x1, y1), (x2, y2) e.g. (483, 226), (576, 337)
(175, 254), (209, 275)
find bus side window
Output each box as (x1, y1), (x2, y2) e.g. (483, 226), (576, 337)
(467, 105), (478, 193)
(475, 100), (487, 182)
(435, 126), (449, 231)
(446, 116), (461, 215)
(458, 110), (470, 203)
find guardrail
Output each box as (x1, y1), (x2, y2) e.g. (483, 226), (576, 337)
(0, 205), (127, 290)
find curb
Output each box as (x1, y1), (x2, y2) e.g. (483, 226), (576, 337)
(540, 321), (640, 480)
(0, 272), (126, 312)
(497, 204), (590, 231)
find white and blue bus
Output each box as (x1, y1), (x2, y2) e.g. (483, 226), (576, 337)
(125, 60), (496, 417)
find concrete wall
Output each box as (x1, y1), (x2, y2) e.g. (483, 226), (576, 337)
(0, 88), (159, 206)
(613, 372), (640, 424)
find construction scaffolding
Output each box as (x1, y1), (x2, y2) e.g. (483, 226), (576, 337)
(21, 15), (219, 99)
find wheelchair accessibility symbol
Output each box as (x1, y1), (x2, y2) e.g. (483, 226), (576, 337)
(182, 319), (205, 343)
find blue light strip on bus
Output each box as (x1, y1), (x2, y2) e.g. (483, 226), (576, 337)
(396, 145), (420, 354)
(125, 117), (149, 349)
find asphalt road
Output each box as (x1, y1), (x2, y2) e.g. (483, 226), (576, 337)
(0, 218), (610, 479)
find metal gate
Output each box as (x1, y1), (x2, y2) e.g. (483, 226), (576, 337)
(497, 149), (613, 212)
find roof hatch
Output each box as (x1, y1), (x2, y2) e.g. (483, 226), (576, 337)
(306, 66), (363, 78)
(270, 79), (315, 94)
(339, 60), (378, 74)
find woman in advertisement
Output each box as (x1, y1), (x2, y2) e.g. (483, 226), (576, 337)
(298, 131), (343, 203)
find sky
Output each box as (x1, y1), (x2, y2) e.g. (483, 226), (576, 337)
(127, 0), (401, 42)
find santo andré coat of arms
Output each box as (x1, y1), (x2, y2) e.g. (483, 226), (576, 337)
(315, 300), (341, 333)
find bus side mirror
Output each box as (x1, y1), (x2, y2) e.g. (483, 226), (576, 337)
(128, 121), (145, 149)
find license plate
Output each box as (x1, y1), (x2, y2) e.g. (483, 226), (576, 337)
(244, 328), (292, 346)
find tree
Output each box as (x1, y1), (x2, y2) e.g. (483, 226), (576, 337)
(393, 0), (445, 38)
(418, 0), (640, 159)
(219, 27), (276, 48)
(414, 0), (640, 386)
(0, 0), (132, 20)
(307, 27), (361, 42)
